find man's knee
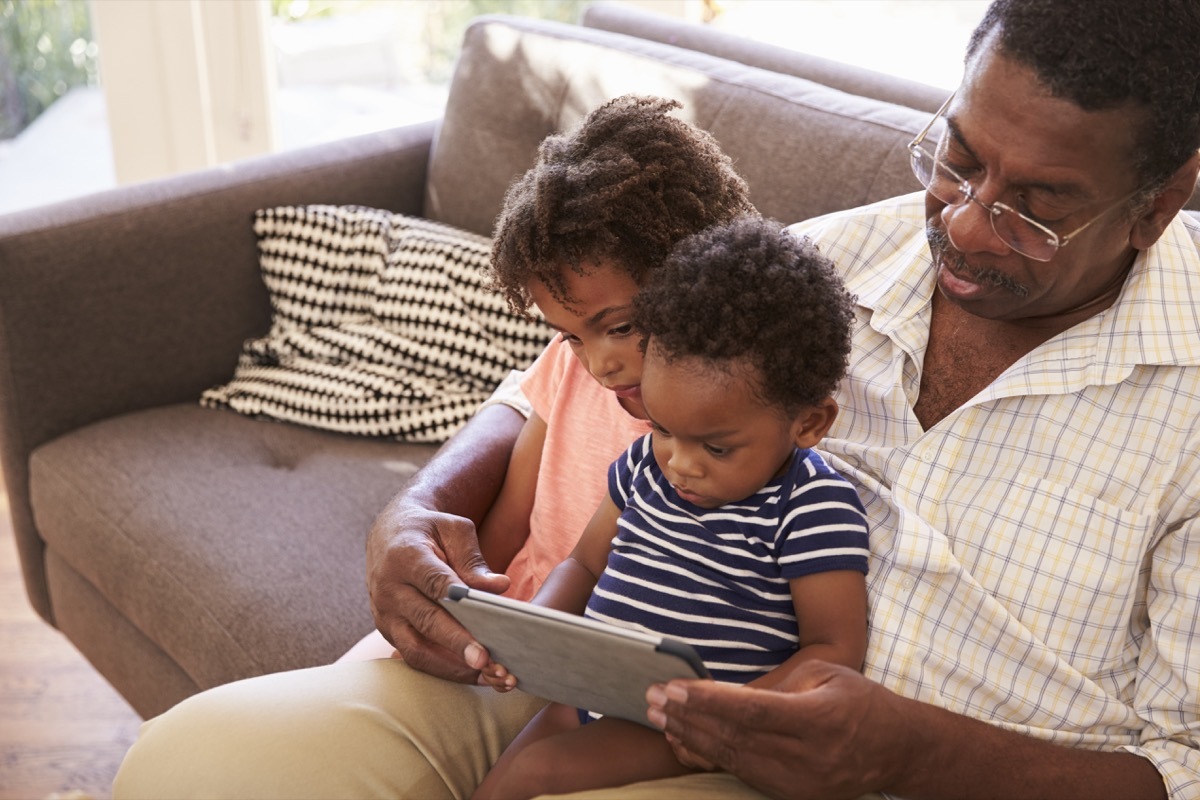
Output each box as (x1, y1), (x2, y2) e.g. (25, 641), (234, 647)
(113, 660), (544, 800)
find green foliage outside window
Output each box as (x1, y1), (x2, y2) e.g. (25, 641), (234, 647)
(0, 0), (98, 140)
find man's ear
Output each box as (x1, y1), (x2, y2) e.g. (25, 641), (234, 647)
(791, 397), (839, 449)
(1130, 151), (1200, 250)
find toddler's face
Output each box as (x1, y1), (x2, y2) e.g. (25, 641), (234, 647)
(640, 347), (801, 509)
(527, 260), (648, 419)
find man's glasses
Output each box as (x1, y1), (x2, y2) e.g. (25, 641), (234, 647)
(908, 92), (1139, 262)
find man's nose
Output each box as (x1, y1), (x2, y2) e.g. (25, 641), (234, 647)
(941, 193), (1011, 257)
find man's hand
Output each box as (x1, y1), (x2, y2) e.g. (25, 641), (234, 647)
(366, 504), (511, 683)
(365, 403), (526, 682)
(646, 661), (909, 800)
(647, 659), (1169, 800)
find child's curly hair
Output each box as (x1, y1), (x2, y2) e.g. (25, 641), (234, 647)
(488, 95), (754, 314)
(632, 216), (856, 415)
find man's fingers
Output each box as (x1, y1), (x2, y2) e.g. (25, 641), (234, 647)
(388, 618), (479, 683)
(441, 531), (511, 594)
(396, 582), (476, 649)
(648, 681), (742, 771)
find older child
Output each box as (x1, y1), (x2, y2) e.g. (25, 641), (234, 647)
(472, 94), (754, 602)
(472, 216), (870, 799)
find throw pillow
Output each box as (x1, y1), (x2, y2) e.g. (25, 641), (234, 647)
(200, 205), (552, 442)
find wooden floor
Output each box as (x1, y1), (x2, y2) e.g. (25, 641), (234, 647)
(0, 480), (141, 800)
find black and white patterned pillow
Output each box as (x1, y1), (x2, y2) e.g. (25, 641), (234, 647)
(200, 205), (552, 442)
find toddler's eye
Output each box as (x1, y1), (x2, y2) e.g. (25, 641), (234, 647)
(704, 444), (729, 457)
(609, 323), (634, 336)
(558, 332), (581, 345)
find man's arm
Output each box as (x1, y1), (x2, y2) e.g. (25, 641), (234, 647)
(366, 402), (526, 683)
(647, 661), (1167, 800)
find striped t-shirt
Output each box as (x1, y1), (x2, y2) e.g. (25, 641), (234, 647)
(584, 433), (870, 684)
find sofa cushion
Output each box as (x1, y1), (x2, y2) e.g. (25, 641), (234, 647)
(426, 16), (941, 238)
(28, 403), (439, 692)
(200, 205), (551, 442)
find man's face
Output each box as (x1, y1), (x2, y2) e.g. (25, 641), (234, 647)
(925, 41), (1146, 325)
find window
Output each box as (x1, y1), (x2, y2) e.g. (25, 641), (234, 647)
(0, 0), (989, 214)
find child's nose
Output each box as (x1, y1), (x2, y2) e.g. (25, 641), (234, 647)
(668, 449), (703, 479)
(587, 342), (621, 381)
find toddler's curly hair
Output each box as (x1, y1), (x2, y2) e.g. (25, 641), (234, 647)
(488, 95), (754, 314)
(632, 216), (855, 415)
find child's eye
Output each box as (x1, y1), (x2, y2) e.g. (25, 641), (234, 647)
(608, 323), (634, 337)
(650, 422), (671, 437)
(557, 332), (582, 345)
(704, 444), (730, 457)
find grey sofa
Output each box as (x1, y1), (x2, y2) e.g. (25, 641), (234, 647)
(2, 3), (1197, 719)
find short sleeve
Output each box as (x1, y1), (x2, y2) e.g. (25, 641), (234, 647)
(777, 457), (869, 579)
(608, 434), (652, 512)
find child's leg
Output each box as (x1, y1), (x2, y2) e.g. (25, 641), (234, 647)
(483, 714), (697, 800)
(472, 702), (582, 800)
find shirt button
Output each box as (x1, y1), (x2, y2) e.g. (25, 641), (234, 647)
(902, 578), (916, 589)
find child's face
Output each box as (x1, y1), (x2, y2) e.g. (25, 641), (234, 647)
(640, 346), (808, 509)
(527, 260), (648, 419)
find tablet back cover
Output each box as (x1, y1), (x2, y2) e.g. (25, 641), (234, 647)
(442, 588), (707, 725)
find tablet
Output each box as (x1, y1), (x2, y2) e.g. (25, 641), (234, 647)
(441, 584), (709, 726)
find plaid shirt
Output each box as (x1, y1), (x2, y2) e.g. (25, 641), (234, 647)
(789, 193), (1200, 799)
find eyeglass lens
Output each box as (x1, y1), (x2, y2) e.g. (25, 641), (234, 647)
(910, 146), (1057, 260)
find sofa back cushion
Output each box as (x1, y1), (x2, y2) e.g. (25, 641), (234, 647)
(425, 15), (939, 238)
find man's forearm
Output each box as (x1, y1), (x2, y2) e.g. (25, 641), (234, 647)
(389, 403), (526, 525)
(895, 695), (1166, 800)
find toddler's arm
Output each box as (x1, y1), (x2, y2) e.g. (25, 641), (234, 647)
(752, 570), (869, 690)
(530, 496), (622, 614)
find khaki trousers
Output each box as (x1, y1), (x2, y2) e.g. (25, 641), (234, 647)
(113, 659), (878, 800)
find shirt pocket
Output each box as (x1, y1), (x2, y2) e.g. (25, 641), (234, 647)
(950, 475), (1153, 676)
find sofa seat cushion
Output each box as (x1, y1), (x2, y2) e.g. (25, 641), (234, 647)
(28, 403), (437, 690)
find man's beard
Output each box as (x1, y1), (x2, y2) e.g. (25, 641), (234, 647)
(925, 223), (1029, 298)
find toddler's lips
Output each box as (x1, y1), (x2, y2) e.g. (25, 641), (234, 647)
(673, 485), (708, 506)
(610, 385), (641, 400)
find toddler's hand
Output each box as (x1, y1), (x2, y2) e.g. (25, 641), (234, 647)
(477, 660), (517, 693)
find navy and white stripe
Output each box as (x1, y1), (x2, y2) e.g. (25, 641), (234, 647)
(585, 433), (869, 684)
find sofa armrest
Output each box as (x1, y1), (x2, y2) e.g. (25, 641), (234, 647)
(0, 120), (435, 622)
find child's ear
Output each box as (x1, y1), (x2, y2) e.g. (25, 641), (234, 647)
(790, 397), (839, 449)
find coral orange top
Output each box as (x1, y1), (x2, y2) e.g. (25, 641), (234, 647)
(503, 339), (651, 600)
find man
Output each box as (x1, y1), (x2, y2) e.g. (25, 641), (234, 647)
(115, 1), (1200, 797)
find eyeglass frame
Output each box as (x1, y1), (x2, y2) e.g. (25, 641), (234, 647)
(907, 91), (1145, 262)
